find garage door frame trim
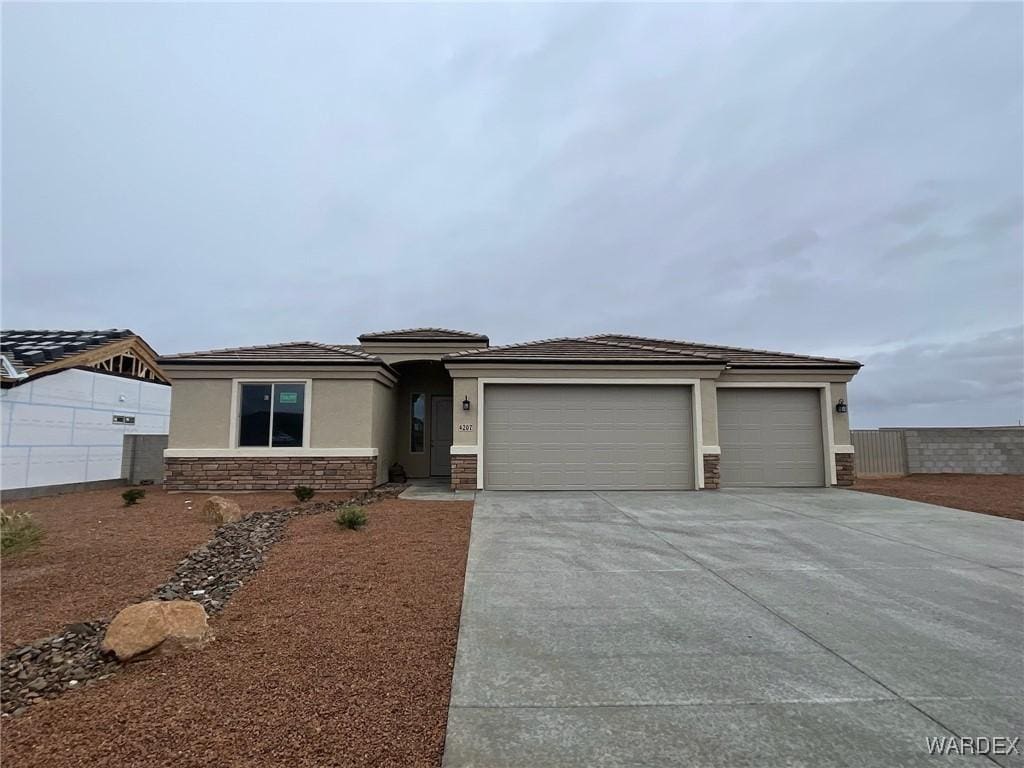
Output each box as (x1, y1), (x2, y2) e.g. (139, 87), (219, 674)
(716, 381), (837, 486)
(473, 378), (705, 491)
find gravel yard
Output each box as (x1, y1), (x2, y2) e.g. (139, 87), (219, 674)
(2, 498), (473, 768)
(854, 473), (1024, 521)
(1, 487), (353, 652)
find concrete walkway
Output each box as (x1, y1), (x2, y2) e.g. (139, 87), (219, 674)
(398, 478), (476, 501)
(443, 489), (1024, 768)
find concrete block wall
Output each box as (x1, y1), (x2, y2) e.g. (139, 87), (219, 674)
(121, 434), (169, 484)
(903, 427), (1024, 475)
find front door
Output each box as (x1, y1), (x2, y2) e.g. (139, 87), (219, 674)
(430, 396), (453, 476)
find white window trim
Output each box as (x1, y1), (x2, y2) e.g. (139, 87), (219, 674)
(715, 382), (838, 486)
(228, 378), (313, 451)
(470, 378), (705, 492)
(165, 448), (378, 458)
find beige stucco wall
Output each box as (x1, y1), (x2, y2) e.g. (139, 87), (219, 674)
(370, 381), (398, 483)
(168, 379), (233, 449)
(452, 375), (478, 447)
(831, 381), (851, 445)
(309, 379), (374, 448)
(700, 379), (719, 447)
(165, 366), (396, 452)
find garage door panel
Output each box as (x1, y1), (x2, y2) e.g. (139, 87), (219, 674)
(484, 385), (694, 491)
(718, 388), (825, 488)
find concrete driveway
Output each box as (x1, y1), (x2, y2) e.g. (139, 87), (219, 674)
(443, 489), (1023, 768)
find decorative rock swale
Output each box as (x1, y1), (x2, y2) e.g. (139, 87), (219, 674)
(0, 622), (118, 717)
(0, 484), (405, 716)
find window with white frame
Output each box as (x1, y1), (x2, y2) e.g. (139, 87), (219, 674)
(238, 382), (306, 447)
(410, 393), (426, 453)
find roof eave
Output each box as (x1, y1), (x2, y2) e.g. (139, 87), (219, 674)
(157, 357), (385, 367)
(726, 362), (863, 371)
(443, 356), (727, 365)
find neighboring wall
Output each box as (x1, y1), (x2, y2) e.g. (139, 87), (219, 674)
(852, 427), (1024, 476)
(1, 369), (171, 491)
(121, 434), (169, 484)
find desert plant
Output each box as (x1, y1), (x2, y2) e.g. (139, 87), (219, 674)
(1, 509), (43, 555)
(334, 505), (367, 530)
(293, 485), (315, 502)
(122, 488), (146, 506)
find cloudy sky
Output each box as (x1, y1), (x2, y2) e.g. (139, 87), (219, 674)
(3, 3), (1021, 428)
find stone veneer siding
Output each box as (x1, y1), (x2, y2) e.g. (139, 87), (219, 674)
(835, 452), (855, 486)
(450, 454), (478, 491)
(703, 454), (720, 490)
(164, 456), (378, 491)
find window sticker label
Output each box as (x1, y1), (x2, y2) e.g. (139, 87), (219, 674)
(279, 391), (298, 404)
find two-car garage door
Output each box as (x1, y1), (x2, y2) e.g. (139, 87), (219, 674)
(480, 384), (826, 490)
(484, 385), (694, 490)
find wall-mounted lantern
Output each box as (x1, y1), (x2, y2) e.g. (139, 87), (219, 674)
(462, 396), (472, 411)
(835, 399), (848, 414)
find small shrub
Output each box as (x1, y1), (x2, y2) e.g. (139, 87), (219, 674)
(334, 505), (367, 530)
(122, 488), (146, 506)
(293, 485), (315, 502)
(1, 510), (43, 555)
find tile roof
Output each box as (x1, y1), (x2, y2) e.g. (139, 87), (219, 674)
(443, 337), (727, 364)
(357, 327), (489, 343)
(586, 334), (862, 369)
(159, 341), (381, 364)
(1, 329), (136, 377)
(156, 331), (860, 369)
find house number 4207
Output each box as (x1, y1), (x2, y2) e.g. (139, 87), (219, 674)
(458, 424), (474, 432)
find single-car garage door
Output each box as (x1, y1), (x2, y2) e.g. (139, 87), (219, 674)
(484, 384), (694, 490)
(718, 388), (825, 487)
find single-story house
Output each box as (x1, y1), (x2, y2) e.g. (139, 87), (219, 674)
(158, 328), (861, 492)
(1, 329), (171, 496)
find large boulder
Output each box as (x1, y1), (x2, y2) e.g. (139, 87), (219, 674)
(200, 496), (245, 524)
(101, 600), (210, 661)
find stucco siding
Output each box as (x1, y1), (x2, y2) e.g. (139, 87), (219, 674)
(700, 379), (719, 447)
(371, 381), (398, 483)
(830, 381), (851, 445)
(168, 379), (232, 449)
(167, 375), (384, 451)
(310, 379), (374, 448)
(452, 376), (478, 448)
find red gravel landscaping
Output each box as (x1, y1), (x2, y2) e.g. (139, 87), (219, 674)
(1, 498), (474, 768)
(1, 487), (354, 652)
(853, 473), (1024, 521)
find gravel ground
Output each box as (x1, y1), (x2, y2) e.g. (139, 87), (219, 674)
(854, 473), (1024, 521)
(2, 498), (473, 768)
(1, 487), (353, 652)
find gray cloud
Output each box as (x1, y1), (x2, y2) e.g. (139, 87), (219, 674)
(2, 2), (1021, 427)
